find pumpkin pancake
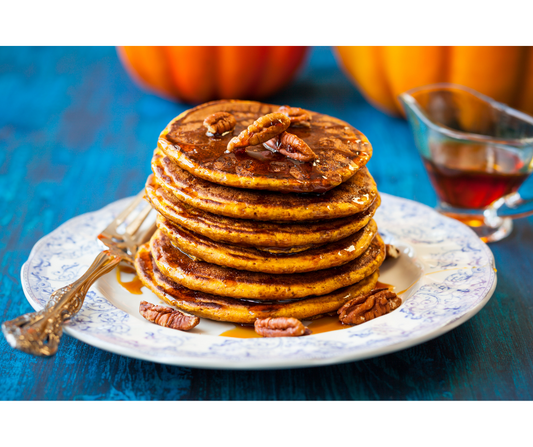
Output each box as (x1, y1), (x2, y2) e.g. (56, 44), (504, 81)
(157, 214), (378, 274)
(145, 173), (380, 249)
(152, 149), (378, 221)
(150, 230), (385, 300)
(135, 243), (379, 324)
(158, 100), (372, 193)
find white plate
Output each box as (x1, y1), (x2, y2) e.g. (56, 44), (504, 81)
(21, 193), (496, 369)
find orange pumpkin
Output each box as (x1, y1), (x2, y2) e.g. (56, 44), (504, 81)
(117, 46), (309, 104)
(335, 46), (533, 116)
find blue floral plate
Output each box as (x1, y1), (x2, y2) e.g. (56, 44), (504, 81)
(21, 193), (497, 369)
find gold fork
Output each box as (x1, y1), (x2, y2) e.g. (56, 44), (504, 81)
(1, 190), (156, 357)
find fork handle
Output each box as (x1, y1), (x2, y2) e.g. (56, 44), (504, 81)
(2, 250), (123, 356)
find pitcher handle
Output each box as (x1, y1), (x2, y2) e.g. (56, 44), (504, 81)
(494, 192), (533, 219)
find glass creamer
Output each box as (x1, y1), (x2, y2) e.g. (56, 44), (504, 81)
(400, 83), (533, 242)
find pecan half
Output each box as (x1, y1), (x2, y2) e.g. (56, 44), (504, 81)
(254, 317), (312, 337)
(226, 112), (290, 152)
(338, 288), (402, 325)
(385, 244), (401, 259)
(278, 105), (311, 128)
(139, 301), (200, 331)
(264, 131), (318, 162)
(203, 112), (236, 136)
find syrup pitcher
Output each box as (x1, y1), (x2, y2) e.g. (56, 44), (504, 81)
(400, 83), (533, 242)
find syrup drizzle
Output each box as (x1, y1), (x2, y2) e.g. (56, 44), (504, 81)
(375, 281), (394, 290)
(116, 264), (144, 295)
(163, 103), (371, 194)
(219, 317), (352, 338)
(219, 325), (262, 338)
(219, 281), (399, 338)
(306, 316), (349, 334)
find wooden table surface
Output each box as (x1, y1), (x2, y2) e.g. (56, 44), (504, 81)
(1, 46), (532, 400)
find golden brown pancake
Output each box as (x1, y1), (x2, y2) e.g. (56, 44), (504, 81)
(135, 243), (379, 324)
(158, 100), (372, 193)
(145, 173), (380, 249)
(157, 214), (378, 274)
(150, 230), (385, 300)
(152, 149), (379, 221)
(253, 245), (318, 254)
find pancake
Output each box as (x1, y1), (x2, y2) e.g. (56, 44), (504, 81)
(158, 100), (373, 193)
(146, 173), (380, 249)
(135, 243), (379, 324)
(254, 245), (318, 254)
(152, 149), (379, 221)
(150, 230), (385, 300)
(157, 214), (378, 274)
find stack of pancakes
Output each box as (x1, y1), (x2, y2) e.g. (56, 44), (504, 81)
(135, 100), (385, 324)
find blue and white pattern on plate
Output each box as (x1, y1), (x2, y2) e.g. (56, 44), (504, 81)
(21, 193), (496, 370)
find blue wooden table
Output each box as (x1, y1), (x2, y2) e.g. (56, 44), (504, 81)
(1, 46), (532, 400)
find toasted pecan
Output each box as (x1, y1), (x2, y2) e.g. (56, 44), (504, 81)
(139, 301), (200, 331)
(254, 317), (312, 337)
(264, 131), (317, 162)
(278, 105), (312, 128)
(338, 288), (402, 325)
(226, 112), (290, 152)
(385, 244), (401, 259)
(203, 112), (237, 136)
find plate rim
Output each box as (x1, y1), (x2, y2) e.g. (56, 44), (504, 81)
(19, 193), (497, 370)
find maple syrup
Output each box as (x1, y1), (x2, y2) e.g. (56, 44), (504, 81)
(376, 280), (416, 296)
(305, 316), (350, 334)
(218, 280), (399, 338)
(220, 325), (262, 338)
(161, 100), (372, 194)
(375, 281), (394, 290)
(219, 316), (352, 338)
(116, 264), (144, 295)
(423, 142), (529, 209)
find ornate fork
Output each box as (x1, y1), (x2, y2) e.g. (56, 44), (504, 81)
(2, 190), (156, 357)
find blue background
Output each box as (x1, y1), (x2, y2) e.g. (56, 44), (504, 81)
(1, 46), (532, 400)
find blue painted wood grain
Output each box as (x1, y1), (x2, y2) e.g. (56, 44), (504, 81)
(1, 46), (532, 400)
